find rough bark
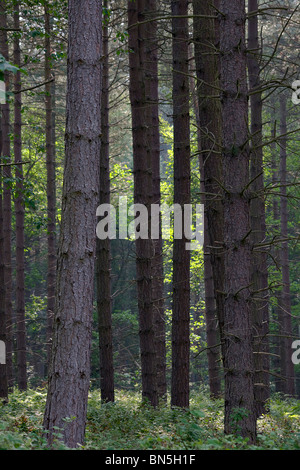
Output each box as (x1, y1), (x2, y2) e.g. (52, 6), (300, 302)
(97, 0), (115, 403)
(0, 115), (7, 399)
(201, 163), (222, 399)
(220, 0), (256, 442)
(128, 0), (158, 407)
(171, 0), (191, 409)
(192, 0), (223, 398)
(14, 2), (27, 391)
(0, 0), (13, 390)
(43, 0), (102, 448)
(44, 3), (56, 369)
(145, 0), (167, 403)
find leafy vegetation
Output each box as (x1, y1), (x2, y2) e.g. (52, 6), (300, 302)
(0, 388), (299, 450)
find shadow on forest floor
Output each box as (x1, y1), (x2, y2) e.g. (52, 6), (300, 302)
(0, 387), (299, 450)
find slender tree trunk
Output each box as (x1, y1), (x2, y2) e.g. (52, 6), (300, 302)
(97, 0), (114, 404)
(44, 3), (56, 370)
(201, 166), (221, 399)
(189, 48), (221, 398)
(0, 0), (13, 390)
(248, 0), (270, 417)
(278, 94), (295, 397)
(146, 0), (167, 403)
(43, 0), (102, 448)
(128, 0), (158, 407)
(270, 106), (283, 394)
(192, 0), (223, 398)
(171, 0), (191, 409)
(0, 115), (7, 399)
(14, 2), (27, 391)
(220, 0), (256, 442)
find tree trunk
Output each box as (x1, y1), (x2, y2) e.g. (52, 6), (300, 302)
(270, 105), (283, 394)
(43, 0), (102, 448)
(0, 0), (13, 390)
(44, 2), (56, 370)
(201, 169), (222, 399)
(146, 0), (167, 403)
(192, 0), (223, 399)
(248, 0), (270, 417)
(128, 0), (158, 407)
(97, 0), (115, 404)
(220, 0), (256, 442)
(171, 0), (191, 409)
(278, 94), (295, 397)
(14, 2), (27, 391)
(0, 115), (7, 399)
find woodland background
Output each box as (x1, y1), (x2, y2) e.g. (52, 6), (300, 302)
(0, 0), (299, 450)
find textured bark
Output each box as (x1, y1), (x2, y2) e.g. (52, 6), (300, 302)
(43, 0), (102, 448)
(189, 48), (221, 398)
(44, 3), (56, 369)
(0, 0), (13, 390)
(171, 0), (191, 409)
(248, 0), (270, 417)
(97, 0), (114, 403)
(128, 0), (158, 407)
(14, 3), (27, 391)
(146, 0), (167, 403)
(192, 0), (223, 398)
(0, 116), (7, 399)
(220, 0), (256, 442)
(201, 166), (222, 399)
(278, 94), (295, 397)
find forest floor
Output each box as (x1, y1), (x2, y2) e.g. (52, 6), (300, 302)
(0, 387), (299, 450)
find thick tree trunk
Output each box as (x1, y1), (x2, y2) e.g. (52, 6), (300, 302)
(278, 94), (295, 397)
(43, 0), (102, 448)
(171, 0), (191, 409)
(44, 3), (56, 369)
(192, 0), (223, 398)
(97, 0), (115, 404)
(14, 2), (27, 391)
(128, 0), (158, 407)
(0, 0), (13, 390)
(220, 0), (256, 442)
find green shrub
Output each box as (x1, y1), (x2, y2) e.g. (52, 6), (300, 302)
(0, 388), (299, 450)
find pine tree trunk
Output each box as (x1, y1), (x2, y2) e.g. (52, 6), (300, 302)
(97, 0), (115, 404)
(201, 167), (222, 399)
(220, 0), (256, 442)
(14, 2), (27, 391)
(269, 104), (282, 393)
(43, 0), (102, 447)
(279, 94), (295, 397)
(171, 0), (191, 409)
(0, 0), (13, 390)
(128, 0), (158, 407)
(146, 0), (167, 403)
(248, 0), (270, 417)
(44, 3), (56, 370)
(270, 106), (284, 394)
(0, 116), (7, 399)
(192, 0), (223, 398)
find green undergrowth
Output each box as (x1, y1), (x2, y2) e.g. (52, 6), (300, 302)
(0, 387), (299, 450)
